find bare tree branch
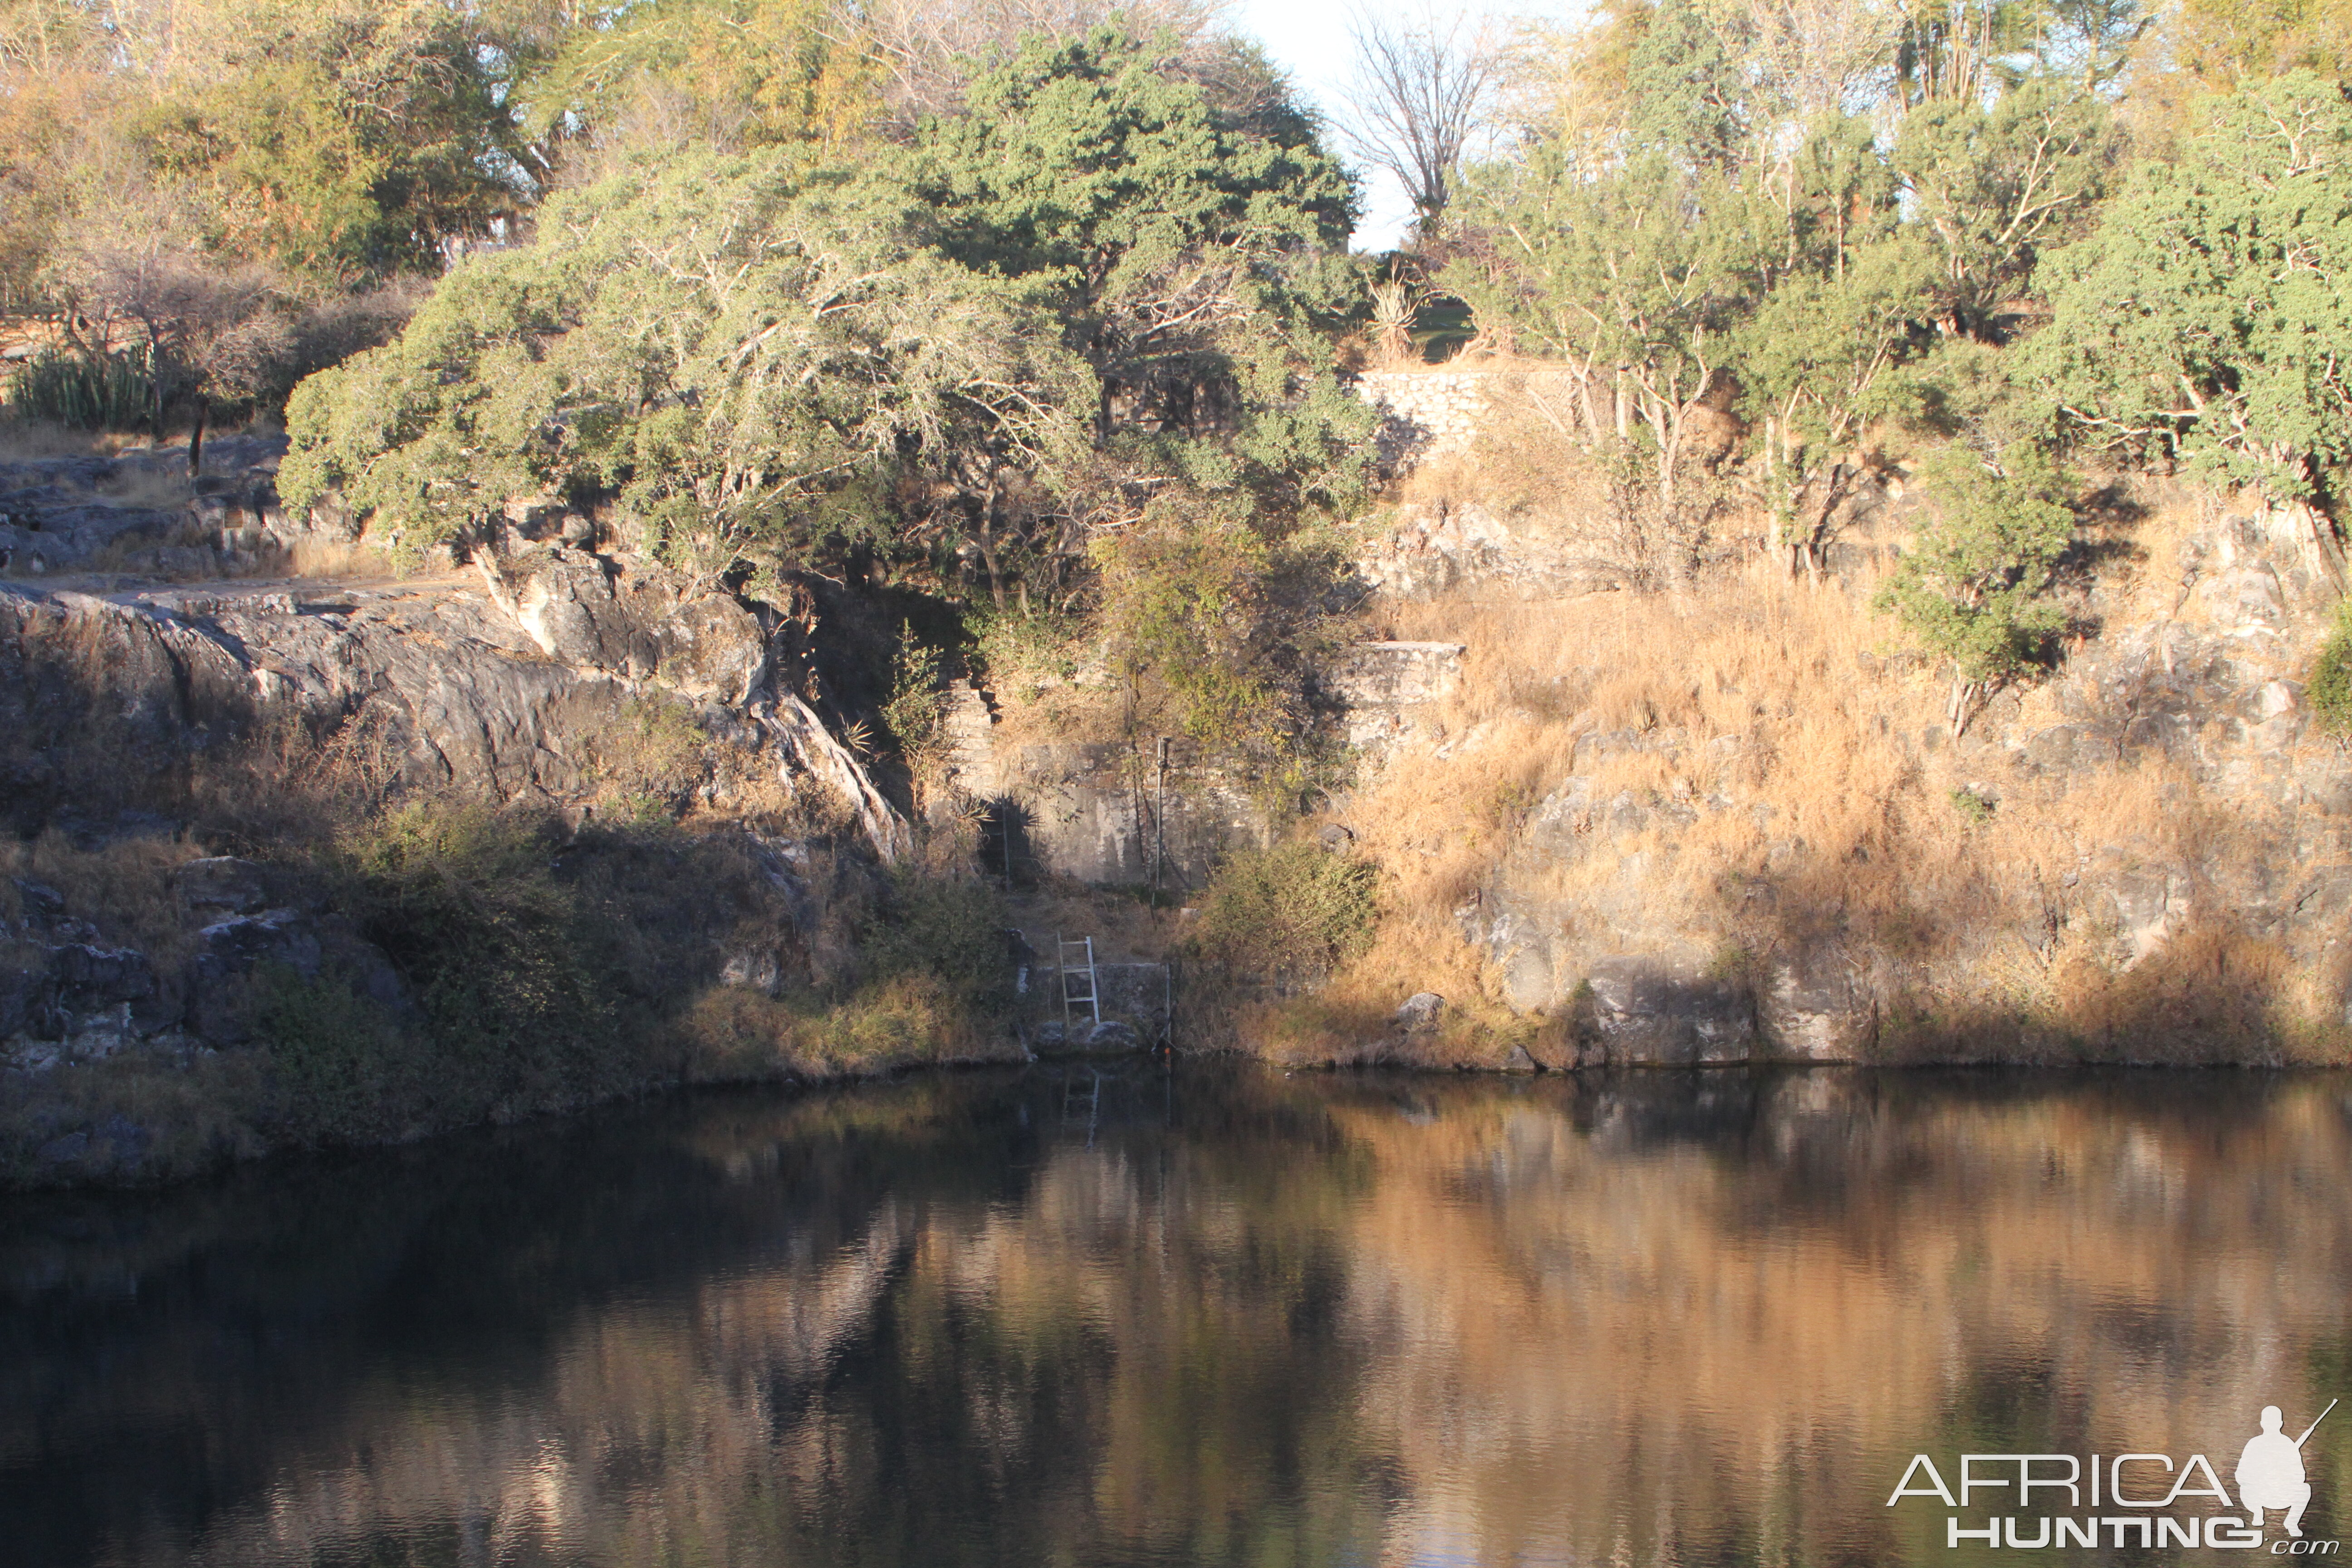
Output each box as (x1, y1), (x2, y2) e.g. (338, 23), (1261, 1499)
(1338, 3), (1502, 241)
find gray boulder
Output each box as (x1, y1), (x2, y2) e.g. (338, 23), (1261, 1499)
(1078, 1019), (1142, 1051)
(1585, 958), (1754, 1064)
(190, 909), (323, 1045)
(175, 857), (274, 916)
(1394, 991), (1446, 1034)
(48, 942), (158, 1014)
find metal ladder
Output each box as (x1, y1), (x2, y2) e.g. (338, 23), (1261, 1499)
(1057, 935), (1101, 1033)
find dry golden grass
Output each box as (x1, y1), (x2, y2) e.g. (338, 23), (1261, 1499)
(670, 972), (1024, 1083)
(0, 417), (108, 461)
(76, 525), (396, 587)
(0, 829), (206, 963)
(1284, 537), (2352, 1064)
(91, 463), (191, 510)
(283, 536), (396, 579)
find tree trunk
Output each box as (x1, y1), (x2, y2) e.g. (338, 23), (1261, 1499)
(975, 476), (1006, 611)
(187, 402), (206, 479)
(1948, 673), (1978, 737)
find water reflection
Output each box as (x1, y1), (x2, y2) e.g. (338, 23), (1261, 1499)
(4, 1066), (2350, 1566)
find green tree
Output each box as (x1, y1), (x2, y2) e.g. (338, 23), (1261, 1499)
(281, 151), (1095, 569)
(1089, 495), (1335, 790)
(1874, 444), (2075, 734)
(520, 0), (877, 176)
(0, 0), (118, 307)
(1740, 236), (1934, 574)
(286, 25), (1370, 591)
(1728, 116), (1928, 574)
(1624, 0), (1746, 171)
(1892, 79), (2118, 341)
(2024, 72), (2352, 568)
(912, 26), (1369, 515)
(2038, 0), (2151, 90)
(1447, 147), (1759, 578)
(2166, 0), (2352, 86)
(119, 0), (562, 284)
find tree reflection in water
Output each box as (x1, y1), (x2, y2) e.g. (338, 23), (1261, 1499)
(3, 1064), (2349, 1566)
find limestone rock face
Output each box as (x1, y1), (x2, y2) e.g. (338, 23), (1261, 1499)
(942, 727), (1264, 887)
(0, 434), (292, 575)
(477, 548), (768, 706)
(1342, 503), (2352, 1064)
(1583, 958), (1755, 1064)
(1759, 954), (1877, 1061)
(1318, 643), (1465, 755)
(0, 544), (906, 855)
(0, 527), (926, 1078)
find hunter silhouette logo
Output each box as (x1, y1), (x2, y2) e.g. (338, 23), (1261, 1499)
(2240, 1401), (2334, 1539)
(1886, 1398), (2340, 1551)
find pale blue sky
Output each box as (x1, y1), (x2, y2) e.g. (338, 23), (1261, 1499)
(1225, 0), (1582, 250)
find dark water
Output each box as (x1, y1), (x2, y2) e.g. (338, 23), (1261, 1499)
(5, 1063), (2352, 1567)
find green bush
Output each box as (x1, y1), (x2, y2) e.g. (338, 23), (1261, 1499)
(253, 966), (423, 1145)
(1873, 444), (2075, 732)
(2311, 604), (2352, 739)
(859, 868), (1013, 1015)
(1186, 840), (1377, 989)
(337, 804), (625, 1119)
(1949, 787), (1996, 823)
(8, 347), (155, 431)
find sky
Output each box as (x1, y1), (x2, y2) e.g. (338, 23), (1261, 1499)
(1225, 0), (1581, 251)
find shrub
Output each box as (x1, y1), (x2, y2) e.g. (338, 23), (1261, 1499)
(859, 868), (1013, 1015)
(253, 966), (424, 1145)
(1186, 840), (1377, 990)
(1873, 443), (2075, 734)
(584, 697), (708, 817)
(2310, 603), (2352, 739)
(337, 804), (624, 1118)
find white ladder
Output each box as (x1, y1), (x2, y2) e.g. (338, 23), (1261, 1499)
(1057, 935), (1101, 1032)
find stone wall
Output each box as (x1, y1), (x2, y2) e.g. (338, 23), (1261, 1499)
(939, 689), (1270, 890)
(943, 643), (1473, 888)
(1353, 366), (1588, 458)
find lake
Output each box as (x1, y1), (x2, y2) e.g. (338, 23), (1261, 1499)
(4, 1063), (2349, 1566)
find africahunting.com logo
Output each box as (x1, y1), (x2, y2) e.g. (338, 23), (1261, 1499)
(1888, 1401), (2338, 1553)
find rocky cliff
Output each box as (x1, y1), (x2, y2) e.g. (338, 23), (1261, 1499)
(1304, 482), (2352, 1068)
(0, 505), (996, 1182)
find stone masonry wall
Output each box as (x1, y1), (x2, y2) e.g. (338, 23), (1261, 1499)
(1354, 367), (1589, 458)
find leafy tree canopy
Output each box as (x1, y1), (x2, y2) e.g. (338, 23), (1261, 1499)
(911, 27), (1370, 514)
(119, 0), (561, 284)
(284, 27), (1373, 574)
(520, 0), (877, 170)
(1892, 79), (2119, 338)
(282, 152), (1095, 567)
(2024, 71), (2352, 505)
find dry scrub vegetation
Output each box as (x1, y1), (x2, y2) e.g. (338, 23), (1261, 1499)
(1260, 505), (2348, 1066)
